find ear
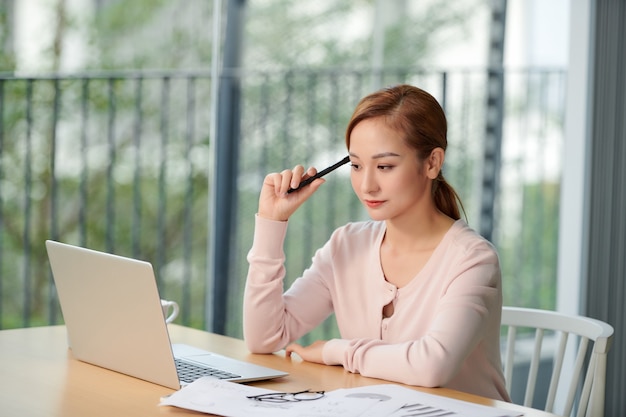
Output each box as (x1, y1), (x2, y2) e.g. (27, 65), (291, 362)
(426, 148), (445, 180)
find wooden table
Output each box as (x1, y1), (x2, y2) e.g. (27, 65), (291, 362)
(0, 325), (558, 416)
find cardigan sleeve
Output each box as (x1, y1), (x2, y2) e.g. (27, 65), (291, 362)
(243, 215), (334, 353)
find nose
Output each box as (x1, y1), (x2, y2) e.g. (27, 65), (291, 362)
(360, 167), (379, 195)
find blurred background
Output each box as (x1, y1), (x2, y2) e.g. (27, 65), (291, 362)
(0, 0), (568, 332)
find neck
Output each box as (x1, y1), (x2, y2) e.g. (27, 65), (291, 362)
(384, 210), (455, 251)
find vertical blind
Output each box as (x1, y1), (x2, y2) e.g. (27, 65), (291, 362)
(586, 1), (626, 416)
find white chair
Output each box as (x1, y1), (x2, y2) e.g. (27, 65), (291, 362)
(501, 306), (614, 417)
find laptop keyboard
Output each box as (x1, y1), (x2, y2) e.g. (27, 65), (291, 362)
(175, 358), (241, 383)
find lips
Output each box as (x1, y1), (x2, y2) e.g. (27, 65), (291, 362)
(364, 200), (385, 208)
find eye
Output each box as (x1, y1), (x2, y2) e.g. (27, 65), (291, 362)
(378, 164), (394, 170)
(350, 163), (361, 171)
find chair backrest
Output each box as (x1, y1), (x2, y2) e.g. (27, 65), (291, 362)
(501, 307), (614, 417)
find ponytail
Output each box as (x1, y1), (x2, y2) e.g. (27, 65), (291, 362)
(432, 173), (466, 221)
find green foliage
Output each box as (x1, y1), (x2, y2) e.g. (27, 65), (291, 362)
(0, 74), (213, 328)
(85, 1), (213, 70)
(0, 1), (562, 339)
(244, 0), (480, 69)
(500, 181), (560, 310)
(0, 3), (16, 71)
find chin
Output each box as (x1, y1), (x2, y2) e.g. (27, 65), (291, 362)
(364, 208), (390, 221)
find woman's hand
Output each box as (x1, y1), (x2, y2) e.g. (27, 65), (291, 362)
(285, 340), (327, 364)
(257, 165), (324, 221)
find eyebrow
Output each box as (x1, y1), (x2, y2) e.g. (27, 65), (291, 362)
(349, 151), (401, 159)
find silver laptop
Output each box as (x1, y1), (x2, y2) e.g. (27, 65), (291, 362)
(45, 240), (287, 390)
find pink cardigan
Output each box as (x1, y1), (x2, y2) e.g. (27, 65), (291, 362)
(243, 216), (510, 402)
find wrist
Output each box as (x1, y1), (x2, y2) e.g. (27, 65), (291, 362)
(257, 211), (288, 222)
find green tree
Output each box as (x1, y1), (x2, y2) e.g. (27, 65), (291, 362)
(1, 0), (511, 335)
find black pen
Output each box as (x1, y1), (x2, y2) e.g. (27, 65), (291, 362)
(287, 156), (350, 193)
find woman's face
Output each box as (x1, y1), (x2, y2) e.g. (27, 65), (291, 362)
(348, 117), (435, 222)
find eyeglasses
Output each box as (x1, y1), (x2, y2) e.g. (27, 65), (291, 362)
(247, 389), (325, 403)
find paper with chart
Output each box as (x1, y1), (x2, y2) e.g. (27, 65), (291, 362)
(159, 377), (522, 417)
(159, 377), (383, 417)
(330, 384), (523, 417)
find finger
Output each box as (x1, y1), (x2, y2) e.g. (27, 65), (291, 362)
(264, 172), (281, 186)
(278, 169), (293, 195)
(287, 166), (322, 194)
(296, 166), (318, 182)
(285, 343), (300, 357)
(301, 166), (319, 185)
(289, 165), (306, 191)
(263, 172), (284, 198)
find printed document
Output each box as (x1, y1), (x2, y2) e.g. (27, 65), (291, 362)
(159, 377), (522, 417)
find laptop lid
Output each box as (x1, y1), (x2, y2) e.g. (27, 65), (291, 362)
(45, 240), (287, 390)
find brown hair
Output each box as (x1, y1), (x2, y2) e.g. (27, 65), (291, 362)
(345, 84), (465, 220)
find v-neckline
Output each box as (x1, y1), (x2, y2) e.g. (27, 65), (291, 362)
(375, 219), (460, 291)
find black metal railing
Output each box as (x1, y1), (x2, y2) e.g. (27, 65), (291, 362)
(0, 67), (566, 339)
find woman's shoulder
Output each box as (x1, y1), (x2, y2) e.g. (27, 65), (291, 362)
(447, 220), (498, 255)
(326, 220), (385, 251)
(332, 220), (384, 238)
(312, 221), (383, 262)
(440, 220), (502, 286)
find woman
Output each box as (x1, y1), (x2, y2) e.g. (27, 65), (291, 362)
(243, 84), (510, 401)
